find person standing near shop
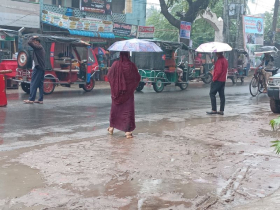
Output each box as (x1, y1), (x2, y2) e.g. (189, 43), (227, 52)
(207, 52), (228, 115)
(23, 36), (45, 104)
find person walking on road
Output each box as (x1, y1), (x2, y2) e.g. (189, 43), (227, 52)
(207, 52), (228, 115)
(107, 51), (141, 139)
(23, 36), (45, 104)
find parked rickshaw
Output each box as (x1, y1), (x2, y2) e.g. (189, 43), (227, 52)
(14, 34), (99, 95)
(188, 49), (214, 84)
(133, 40), (189, 93)
(226, 49), (249, 84)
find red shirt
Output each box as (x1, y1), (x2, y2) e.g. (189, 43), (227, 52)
(213, 56), (228, 82)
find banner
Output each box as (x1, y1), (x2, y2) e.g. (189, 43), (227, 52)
(113, 23), (137, 38)
(81, 0), (112, 15)
(137, 26), (154, 39)
(42, 10), (113, 33)
(180, 21), (191, 39)
(243, 15), (264, 59)
(0, 0), (40, 28)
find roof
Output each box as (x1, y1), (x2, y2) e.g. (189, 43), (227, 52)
(0, 28), (18, 37)
(22, 34), (89, 46)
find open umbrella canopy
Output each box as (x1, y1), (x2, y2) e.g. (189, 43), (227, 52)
(108, 39), (163, 52)
(196, 42), (232, 53)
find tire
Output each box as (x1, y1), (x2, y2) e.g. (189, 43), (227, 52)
(179, 82), (188, 90)
(21, 82), (30, 94)
(153, 79), (164, 93)
(202, 73), (212, 84)
(241, 77), (244, 83)
(258, 77), (265, 93)
(136, 82), (145, 92)
(249, 77), (259, 97)
(270, 98), (280, 113)
(82, 78), (95, 92)
(43, 76), (56, 95)
(17, 50), (30, 69)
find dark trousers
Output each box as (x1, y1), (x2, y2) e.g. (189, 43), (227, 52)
(29, 67), (45, 101)
(210, 81), (225, 112)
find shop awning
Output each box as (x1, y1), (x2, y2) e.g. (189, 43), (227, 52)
(68, 30), (115, 39)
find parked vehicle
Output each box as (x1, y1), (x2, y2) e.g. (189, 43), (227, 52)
(133, 40), (189, 93)
(226, 49), (249, 84)
(187, 49), (213, 84)
(14, 34), (99, 95)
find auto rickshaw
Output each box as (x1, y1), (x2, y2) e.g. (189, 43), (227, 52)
(226, 49), (249, 84)
(133, 40), (189, 93)
(187, 49), (214, 84)
(14, 34), (99, 95)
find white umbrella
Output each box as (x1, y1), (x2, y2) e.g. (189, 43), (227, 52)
(196, 42), (232, 53)
(108, 38), (163, 52)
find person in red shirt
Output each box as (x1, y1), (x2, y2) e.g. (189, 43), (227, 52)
(207, 52), (228, 115)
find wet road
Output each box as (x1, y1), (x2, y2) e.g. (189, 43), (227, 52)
(0, 81), (268, 149)
(1, 81), (280, 210)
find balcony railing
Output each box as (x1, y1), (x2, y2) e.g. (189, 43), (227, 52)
(43, 4), (126, 23)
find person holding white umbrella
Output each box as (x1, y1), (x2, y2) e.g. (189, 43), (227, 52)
(196, 42), (231, 115)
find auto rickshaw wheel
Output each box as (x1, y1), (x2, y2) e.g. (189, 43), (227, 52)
(153, 79), (164, 93)
(136, 82), (145, 92)
(82, 78), (95, 92)
(202, 73), (212, 84)
(270, 98), (280, 113)
(21, 82), (30, 94)
(179, 82), (188, 90)
(44, 76), (56, 95)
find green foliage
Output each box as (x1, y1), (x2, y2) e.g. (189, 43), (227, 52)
(269, 116), (280, 131)
(264, 11), (280, 44)
(146, 0), (223, 48)
(270, 116), (280, 155)
(271, 140), (280, 155)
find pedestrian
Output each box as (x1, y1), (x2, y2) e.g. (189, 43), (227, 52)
(23, 36), (45, 104)
(207, 52), (228, 115)
(107, 51), (141, 138)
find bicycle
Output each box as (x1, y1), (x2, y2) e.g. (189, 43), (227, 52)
(249, 67), (266, 97)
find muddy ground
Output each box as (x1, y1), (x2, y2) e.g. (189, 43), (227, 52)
(1, 82), (280, 209)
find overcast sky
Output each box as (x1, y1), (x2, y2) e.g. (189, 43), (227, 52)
(146, 0), (275, 15)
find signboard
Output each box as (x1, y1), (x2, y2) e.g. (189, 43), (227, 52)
(81, 0), (113, 15)
(113, 23), (137, 38)
(137, 26), (154, 39)
(180, 21), (191, 39)
(0, 0), (40, 28)
(42, 10), (114, 32)
(243, 15), (264, 57)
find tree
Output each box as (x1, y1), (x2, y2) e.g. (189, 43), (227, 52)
(159, 0), (219, 29)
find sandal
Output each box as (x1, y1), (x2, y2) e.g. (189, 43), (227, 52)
(206, 111), (217, 115)
(125, 132), (133, 139)
(23, 100), (34, 104)
(34, 101), (43, 104)
(107, 127), (114, 135)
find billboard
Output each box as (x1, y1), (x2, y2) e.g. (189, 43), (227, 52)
(180, 21), (191, 39)
(0, 0), (40, 28)
(81, 0), (113, 15)
(243, 15), (264, 58)
(42, 10), (114, 32)
(137, 26), (154, 39)
(113, 23), (137, 38)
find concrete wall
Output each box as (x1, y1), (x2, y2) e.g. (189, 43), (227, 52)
(126, 0), (146, 26)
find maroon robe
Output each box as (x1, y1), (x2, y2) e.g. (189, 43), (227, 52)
(107, 52), (141, 132)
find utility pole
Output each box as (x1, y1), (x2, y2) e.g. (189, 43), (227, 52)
(223, 0), (229, 43)
(272, 0), (280, 44)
